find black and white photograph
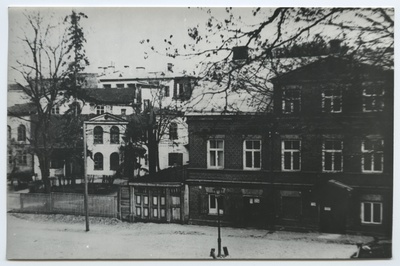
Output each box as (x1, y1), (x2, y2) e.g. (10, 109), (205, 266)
(3, 0), (397, 262)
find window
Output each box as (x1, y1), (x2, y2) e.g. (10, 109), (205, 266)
(168, 153), (183, 166)
(93, 153), (103, 170)
(160, 196), (166, 206)
(361, 202), (382, 224)
(51, 105), (60, 114)
(362, 139), (384, 173)
(103, 84), (111, 89)
(282, 140), (301, 171)
(243, 140), (261, 170)
(96, 105), (105, 115)
(169, 122), (178, 140)
(174, 80), (191, 100)
(164, 86), (170, 97)
(209, 194), (224, 215)
(110, 126), (120, 144)
(17, 125), (26, 141)
(322, 88), (342, 113)
(282, 88), (301, 114)
(208, 139), (224, 169)
(110, 152), (119, 171)
(322, 140), (343, 172)
(121, 109), (126, 115)
(136, 195), (141, 204)
(153, 209), (158, 218)
(116, 83), (125, 88)
(8, 126), (11, 140)
(143, 195), (149, 205)
(143, 99), (150, 110)
(93, 126), (103, 144)
(144, 208), (149, 217)
(152, 196), (158, 206)
(8, 149), (13, 165)
(16, 150), (27, 165)
(363, 87), (384, 112)
(160, 209), (166, 217)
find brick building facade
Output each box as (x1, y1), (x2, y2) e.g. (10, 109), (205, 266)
(185, 57), (393, 236)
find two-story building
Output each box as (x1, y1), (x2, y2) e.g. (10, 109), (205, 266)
(185, 57), (393, 236)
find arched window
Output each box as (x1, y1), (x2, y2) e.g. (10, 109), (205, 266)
(94, 126), (103, 144)
(17, 125), (26, 141)
(110, 126), (120, 144)
(169, 122), (178, 140)
(8, 126), (11, 140)
(110, 152), (120, 171)
(94, 153), (103, 170)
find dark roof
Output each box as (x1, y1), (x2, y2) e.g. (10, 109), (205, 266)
(131, 166), (187, 184)
(8, 103), (37, 116)
(80, 88), (136, 104)
(8, 84), (25, 91)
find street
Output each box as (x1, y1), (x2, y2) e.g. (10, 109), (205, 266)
(6, 212), (373, 260)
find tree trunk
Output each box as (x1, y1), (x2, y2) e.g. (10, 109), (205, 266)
(38, 155), (51, 193)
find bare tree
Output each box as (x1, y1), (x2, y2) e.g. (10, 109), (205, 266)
(10, 10), (89, 192)
(143, 8), (394, 111)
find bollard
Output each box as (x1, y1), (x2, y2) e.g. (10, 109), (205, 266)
(210, 248), (217, 259)
(223, 246), (229, 257)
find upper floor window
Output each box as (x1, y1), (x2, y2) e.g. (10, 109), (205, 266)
(282, 88), (301, 114)
(96, 105), (105, 115)
(169, 122), (178, 140)
(93, 126), (103, 144)
(243, 140), (261, 170)
(93, 152), (103, 170)
(116, 83), (125, 89)
(282, 140), (301, 171)
(110, 126), (120, 144)
(110, 152), (119, 171)
(322, 140), (343, 172)
(143, 99), (150, 111)
(51, 105), (60, 114)
(362, 139), (384, 173)
(361, 201), (382, 224)
(208, 139), (224, 169)
(103, 84), (111, 89)
(322, 88), (342, 113)
(174, 80), (191, 100)
(17, 124), (26, 142)
(363, 87), (384, 112)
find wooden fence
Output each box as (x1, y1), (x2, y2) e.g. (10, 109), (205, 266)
(11, 192), (118, 218)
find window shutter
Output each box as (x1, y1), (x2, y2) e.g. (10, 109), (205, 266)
(199, 193), (208, 214)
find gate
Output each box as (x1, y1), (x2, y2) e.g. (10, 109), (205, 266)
(118, 185), (133, 221)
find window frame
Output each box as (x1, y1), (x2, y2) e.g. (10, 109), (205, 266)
(93, 126), (103, 144)
(169, 122), (178, 140)
(363, 87), (384, 112)
(208, 194), (224, 215)
(282, 87), (301, 114)
(93, 152), (104, 170)
(110, 126), (120, 144)
(361, 201), (383, 224)
(51, 105), (60, 114)
(281, 140), (301, 171)
(96, 105), (105, 115)
(362, 139), (384, 173)
(322, 88), (342, 113)
(109, 152), (120, 171)
(322, 140), (343, 172)
(243, 139), (262, 170)
(17, 124), (26, 142)
(207, 139), (224, 169)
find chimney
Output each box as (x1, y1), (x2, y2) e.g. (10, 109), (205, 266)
(136, 66), (146, 77)
(167, 63), (174, 73)
(329, 39), (342, 54)
(232, 46), (248, 61)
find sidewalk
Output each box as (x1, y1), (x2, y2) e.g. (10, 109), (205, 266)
(7, 213), (375, 259)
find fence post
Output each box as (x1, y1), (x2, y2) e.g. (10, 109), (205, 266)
(20, 194), (24, 209)
(49, 193), (53, 212)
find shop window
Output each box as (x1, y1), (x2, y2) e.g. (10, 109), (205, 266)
(208, 194), (224, 215)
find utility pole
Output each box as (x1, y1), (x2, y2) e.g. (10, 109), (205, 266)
(83, 121), (89, 231)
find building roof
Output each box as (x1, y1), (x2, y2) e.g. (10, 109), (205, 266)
(80, 88), (136, 104)
(8, 103), (37, 116)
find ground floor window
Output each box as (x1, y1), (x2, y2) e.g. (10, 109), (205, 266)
(361, 202), (382, 224)
(208, 194), (224, 215)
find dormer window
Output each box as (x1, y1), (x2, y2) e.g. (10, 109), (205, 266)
(96, 105), (105, 115)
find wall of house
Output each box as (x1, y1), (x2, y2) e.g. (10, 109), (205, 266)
(86, 122), (127, 176)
